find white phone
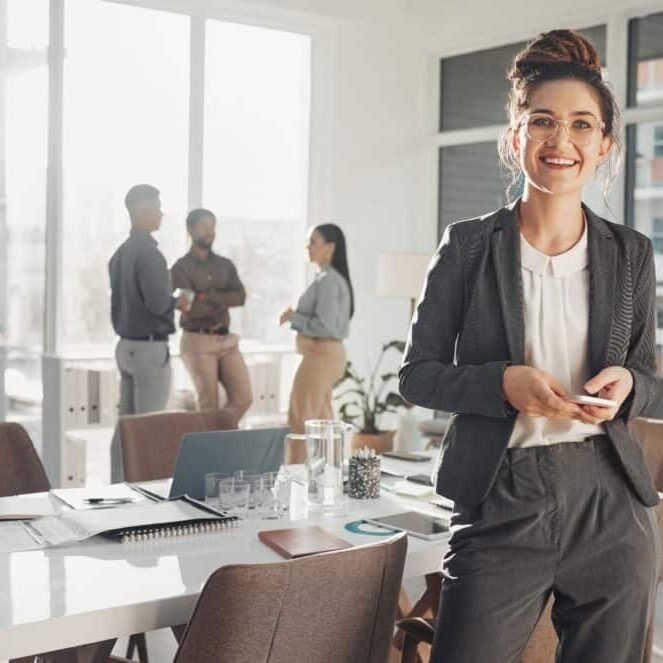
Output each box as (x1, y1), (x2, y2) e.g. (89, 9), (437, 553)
(567, 394), (618, 408)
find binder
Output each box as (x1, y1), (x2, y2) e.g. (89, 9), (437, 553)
(1, 497), (238, 551)
(63, 368), (79, 429)
(88, 370), (101, 425)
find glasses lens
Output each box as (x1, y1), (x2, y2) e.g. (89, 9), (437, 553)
(525, 115), (599, 145)
(526, 115), (556, 142)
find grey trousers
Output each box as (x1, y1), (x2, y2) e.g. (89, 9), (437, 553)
(110, 339), (172, 482)
(431, 438), (660, 663)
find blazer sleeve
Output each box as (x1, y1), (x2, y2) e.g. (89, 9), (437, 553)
(622, 239), (663, 420)
(398, 224), (514, 419)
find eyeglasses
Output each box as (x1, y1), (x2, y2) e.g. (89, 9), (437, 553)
(518, 113), (606, 146)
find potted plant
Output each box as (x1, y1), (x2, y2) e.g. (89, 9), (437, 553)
(335, 340), (409, 452)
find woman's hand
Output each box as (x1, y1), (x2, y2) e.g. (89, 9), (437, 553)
(578, 366), (633, 424)
(279, 307), (293, 326)
(503, 366), (585, 420)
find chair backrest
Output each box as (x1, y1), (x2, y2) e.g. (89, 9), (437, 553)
(174, 533), (408, 663)
(120, 410), (237, 482)
(0, 422), (50, 496)
(630, 418), (663, 491)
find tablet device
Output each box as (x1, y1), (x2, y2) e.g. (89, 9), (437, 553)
(406, 474), (433, 486)
(567, 394), (617, 408)
(363, 511), (449, 540)
(382, 451), (429, 462)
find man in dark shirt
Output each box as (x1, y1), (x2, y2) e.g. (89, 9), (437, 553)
(171, 208), (252, 423)
(108, 184), (190, 481)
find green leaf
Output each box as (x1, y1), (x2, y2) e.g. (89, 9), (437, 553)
(382, 340), (406, 354)
(380, 372), (398, 383)
(384, 391), (406, 408)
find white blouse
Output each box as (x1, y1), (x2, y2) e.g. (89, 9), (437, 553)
(508, 221), (604, 448)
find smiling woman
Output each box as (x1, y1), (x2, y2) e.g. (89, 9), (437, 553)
(400, 28), (663, 663)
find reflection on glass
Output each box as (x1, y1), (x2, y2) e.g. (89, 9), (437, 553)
(438, 142), (509, 236)
(203, 20), (311, 343)
(628, 12), (663, 107)
(61, 1), (190, 347)
(629, 122), (663, 282)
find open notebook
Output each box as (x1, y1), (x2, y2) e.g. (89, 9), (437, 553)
(0, 497), (237, 552)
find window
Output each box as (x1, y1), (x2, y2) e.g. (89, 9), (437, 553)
(655, 126), (663, 158)
(440, 27), (605, 132)
(627, 12), (663, 107)
(203, 20), (310, 343)
(625, 14), (663, 282)
(61, 1), (190, 348)
(653, 218), (663, 253)
(1, 0), (49, 447)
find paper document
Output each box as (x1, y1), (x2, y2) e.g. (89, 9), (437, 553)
(50, 484), (149, 510)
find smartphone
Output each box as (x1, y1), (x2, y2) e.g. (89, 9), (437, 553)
(567, 394), (617, 408)
(382, 451), (429, 462)
(405, 474), (433, 486)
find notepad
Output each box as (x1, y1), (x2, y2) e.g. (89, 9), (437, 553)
(0, 497), (238, 551)
(258, 526), (352, 559)
(50, 484), (150, 510)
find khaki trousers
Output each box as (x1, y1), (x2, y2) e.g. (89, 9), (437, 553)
(180, 332), (253, 424)
(287, 334), (346, 434)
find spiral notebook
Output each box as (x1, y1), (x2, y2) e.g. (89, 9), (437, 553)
(0, 496), (237, 552)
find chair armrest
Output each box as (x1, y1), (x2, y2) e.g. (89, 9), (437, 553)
(396, 616), (436, 644)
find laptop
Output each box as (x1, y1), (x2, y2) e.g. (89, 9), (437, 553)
(168, 427), (290, 500)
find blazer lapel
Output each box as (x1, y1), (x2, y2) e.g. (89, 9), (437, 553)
(491, 203), (525, 365)
(584, 204), (617, 375)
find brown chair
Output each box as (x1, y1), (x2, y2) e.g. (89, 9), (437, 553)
(119, 409), (238, 482)
(0, 422), (50, 497)
(631, 417), (663, 663)
(0, 423), (116, 663)
(113, 533), (407, 663)
(119, 410), (237, 662)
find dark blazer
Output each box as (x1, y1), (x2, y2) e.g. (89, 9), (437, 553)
(399, 200), (663, 508)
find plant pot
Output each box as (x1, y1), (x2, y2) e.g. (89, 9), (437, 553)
(351, 431), (395, 454)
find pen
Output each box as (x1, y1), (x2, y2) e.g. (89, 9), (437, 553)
(83, 497), (134, 505)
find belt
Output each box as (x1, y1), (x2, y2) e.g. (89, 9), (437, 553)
(122, 334), (169, 342)
(186, 327), (229, 335)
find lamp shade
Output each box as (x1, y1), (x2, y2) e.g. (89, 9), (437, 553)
(376, 252), (431, 299)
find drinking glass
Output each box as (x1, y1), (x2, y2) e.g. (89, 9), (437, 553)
(218, 478), (250, 519)
(204, 472), (231, 507)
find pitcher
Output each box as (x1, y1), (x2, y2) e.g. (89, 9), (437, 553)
(305, 420), (351, 509)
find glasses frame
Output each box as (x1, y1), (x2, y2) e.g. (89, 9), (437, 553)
(518, 113), (606, 145)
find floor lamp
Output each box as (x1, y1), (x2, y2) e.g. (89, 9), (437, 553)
(376, 252), (430, 322)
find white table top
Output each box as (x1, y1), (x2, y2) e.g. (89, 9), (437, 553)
(0, 454), (447, 659)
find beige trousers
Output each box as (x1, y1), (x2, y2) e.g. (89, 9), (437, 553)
(287, 334), (346, 434)
(180, 332), (253, 424)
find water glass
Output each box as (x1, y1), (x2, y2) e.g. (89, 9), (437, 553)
(218, 478), (250, 519)
(234, 472), (263, 510)
(204, 472), (231, 507)
(257, 472), (283, 520)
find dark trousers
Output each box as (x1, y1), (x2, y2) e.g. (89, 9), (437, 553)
(431, 438), (660, 663)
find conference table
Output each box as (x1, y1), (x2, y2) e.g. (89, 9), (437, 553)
(0, 454), (449, 660)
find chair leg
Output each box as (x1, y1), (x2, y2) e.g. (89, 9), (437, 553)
(125, 634), (148, 663)
(401, 633), (423, 663)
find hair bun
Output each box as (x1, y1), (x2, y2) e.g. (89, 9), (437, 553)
(509, 29), (602, 82)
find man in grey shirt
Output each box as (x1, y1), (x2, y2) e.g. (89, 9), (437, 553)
(108, 184), (189, 481)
